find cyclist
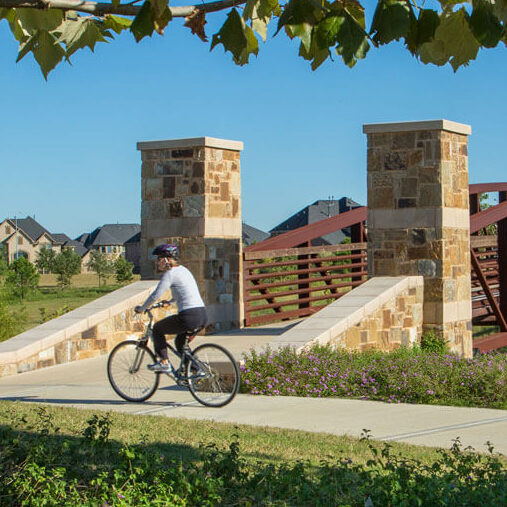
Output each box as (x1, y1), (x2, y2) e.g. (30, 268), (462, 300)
(135, 244), (208, 373)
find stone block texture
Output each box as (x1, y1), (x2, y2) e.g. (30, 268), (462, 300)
(329, 284), (423, 351)
(0, 282), (170, 377)
(364, 120), (472, 357)
(138, 138), (244, 332)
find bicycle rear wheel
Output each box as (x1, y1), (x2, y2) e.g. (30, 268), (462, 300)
(107, 340), (160, 402)
(186, 343), (240, 407)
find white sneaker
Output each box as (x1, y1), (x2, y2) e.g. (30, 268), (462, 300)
(148, 362), (170, 373)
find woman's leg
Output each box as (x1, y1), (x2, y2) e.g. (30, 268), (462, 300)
(152, 315), (187, 361)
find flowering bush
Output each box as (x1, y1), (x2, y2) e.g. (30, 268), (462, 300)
(241, 345), (507, 409)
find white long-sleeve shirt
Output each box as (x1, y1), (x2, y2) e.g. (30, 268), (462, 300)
(140, 265), (205, 313)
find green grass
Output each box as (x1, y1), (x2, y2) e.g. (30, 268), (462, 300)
(0, 274), (140, 340)
(0, 401), (443, 467)
(1, 402), (505, 505)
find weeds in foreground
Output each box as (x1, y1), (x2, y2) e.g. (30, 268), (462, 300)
(0, 407), (505, 505)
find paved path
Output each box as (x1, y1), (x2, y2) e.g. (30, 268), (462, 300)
(1, 327), (506, 456)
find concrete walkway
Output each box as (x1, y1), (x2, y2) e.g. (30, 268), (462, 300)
(0, 326), (506, 456)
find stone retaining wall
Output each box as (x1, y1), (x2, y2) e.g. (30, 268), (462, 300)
(0, 281), (172, 378)
(271, 276), (424, 352)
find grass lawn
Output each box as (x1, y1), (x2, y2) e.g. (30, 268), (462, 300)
(0, 401), (495, 467)
(1, 401), (505, 505)
(1, 274), (140, 338)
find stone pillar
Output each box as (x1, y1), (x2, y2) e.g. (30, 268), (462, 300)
(364, 120), (473, 357)
(137, 137), (243, 332)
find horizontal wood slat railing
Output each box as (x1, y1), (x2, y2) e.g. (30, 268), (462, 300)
(243, 242), (367, 326)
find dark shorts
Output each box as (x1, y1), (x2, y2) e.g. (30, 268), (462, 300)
(152, 307), (208, 357)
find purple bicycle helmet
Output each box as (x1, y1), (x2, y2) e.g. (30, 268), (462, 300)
(152, 244), (179, 259)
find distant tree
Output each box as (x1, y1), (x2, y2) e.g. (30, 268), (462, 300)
(0, 245), (8, 276)
(479, 193), (498, 235)
(52, 248), (82, 289)
(36, 247), (57, 274)
(114, 255), (134, 284)
(0, 302), (26, 341)
(87, 250), (114, 286)
(5, 256), (40, 299)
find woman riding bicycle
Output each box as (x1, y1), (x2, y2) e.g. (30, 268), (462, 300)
(135, 244), (208, 373)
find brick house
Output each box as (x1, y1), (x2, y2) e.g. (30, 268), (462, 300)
(0, 217), (63, 263)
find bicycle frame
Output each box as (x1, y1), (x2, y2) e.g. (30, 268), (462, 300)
(135, 304), (208, 383)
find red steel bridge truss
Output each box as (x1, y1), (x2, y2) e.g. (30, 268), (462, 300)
(243, 183), (507, 352)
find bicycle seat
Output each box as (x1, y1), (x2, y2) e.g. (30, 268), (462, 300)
(184, 326), (205, 342)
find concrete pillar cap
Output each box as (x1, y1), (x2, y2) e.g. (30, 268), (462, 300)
(363, 119), (471, 136)
(137, 137), (244, 151)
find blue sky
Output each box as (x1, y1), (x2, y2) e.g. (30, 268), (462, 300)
(0, 7), (505, 238)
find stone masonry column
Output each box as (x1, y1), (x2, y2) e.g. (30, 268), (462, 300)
(363, 120), (473, 357)
(137, 137), (243, 332)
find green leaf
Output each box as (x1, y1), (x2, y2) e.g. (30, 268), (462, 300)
(211, 8), (258, 65)
(103, 15), (133, 35)
(32, 30), (66, 79)
(334, 11), (370, 67)
(16, 33), (37, 62)
(147, 0), (172, 34)
(130, 1), (155, 42)
(57, 17), (109, 57)
(244, 0), (280, 40)
(1, 9), (25, 42)
(149, 0), (168, 20)
(469, 0), (503, 48)
(405, 9), (440, 54)
(276, 0), (320, 41)
(420, 9), (480, 70)
(299, 29), (330, 69)
(16, 9), (63, 32)
(370, 0), (414, 45)
(315, 14), (345, 49)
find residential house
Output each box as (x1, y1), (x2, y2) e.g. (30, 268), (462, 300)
(0, 216), (63, 263)
(77, 224), (141, 272)
(269, 197), (362, 245)
(242, 223), (269, 246)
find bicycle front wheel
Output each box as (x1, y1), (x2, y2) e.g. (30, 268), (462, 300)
(107, 340), (160, 402)
(186, 343), (240, 407)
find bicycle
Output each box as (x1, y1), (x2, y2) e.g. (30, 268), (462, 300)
(107, 302), (240, 407)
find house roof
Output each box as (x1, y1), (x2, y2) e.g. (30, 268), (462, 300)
(125, 231), (141, 244)
(268, 197), (362, 246)
(85, 224), (141, 247)
(6, 216), (56, 243)
(66, 241), (89, 257)
(242, 223), (269, 246)
(51, 233), (72, 244)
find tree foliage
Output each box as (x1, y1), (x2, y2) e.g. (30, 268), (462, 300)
(0, 0), (504, 78)
(114, 255), (134, 284)
(36, 247), (57, 274)
(52, 248), (82, 289)
(5, 256), (40, 299)
(0, 245), (8, 277)
(87, 250), (114, 286)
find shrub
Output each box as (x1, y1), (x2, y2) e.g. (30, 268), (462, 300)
(39, 304), (71, 324)
(114, 255), (134, 284)
(0, 302), (26, 341)
(241, 345), (507, 408)
(52, 249), (82, 289)
(420, 328), (448, 354)
(5, 257), (39, 299)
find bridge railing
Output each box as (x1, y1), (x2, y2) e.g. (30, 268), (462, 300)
(243, 242), (367, 326)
